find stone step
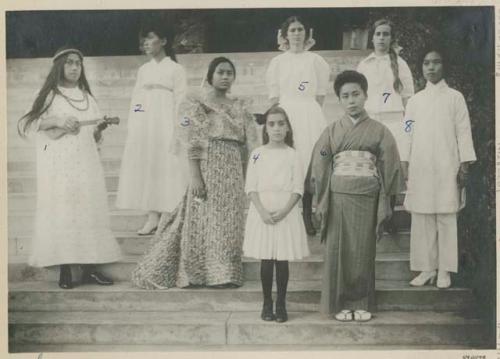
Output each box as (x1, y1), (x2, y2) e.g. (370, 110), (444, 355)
(8, 230), (410, 257)
(8, 280), (474, 313)
(7, 343), (477, 353)
(8, 310), (486, 346)
(7, 205), (411, 236)
(8, 210), (148, 235)
(7, 50), (368, 87)
(8, 144), (127, 162)
(8, 158), (122, 173)
(8, 192), (119, 212)
(8, 252), (413, 282)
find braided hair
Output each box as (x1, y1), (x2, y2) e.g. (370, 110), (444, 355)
(370, 19), (403, 94)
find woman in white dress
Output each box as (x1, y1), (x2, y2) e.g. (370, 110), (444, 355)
(18, 47), (122, 289)
(116, 24), (188, 235)
(243, 105), (309, 323)
(266, 16), (331, 235)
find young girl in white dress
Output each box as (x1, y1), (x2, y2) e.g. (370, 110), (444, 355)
(18, 47), (122, 289)
(243, 105), (310, 323)
(266, 16), (331, 235)
(357, 18), (414, 232)
(116, 24), (187, 235)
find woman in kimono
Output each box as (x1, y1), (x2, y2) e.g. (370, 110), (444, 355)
(116, 24), (187, 235)
(401, 47), (476, 289)
(305, 70), (404, 321)
(131, 57), (259, 289)
(266, 15), (331, 235)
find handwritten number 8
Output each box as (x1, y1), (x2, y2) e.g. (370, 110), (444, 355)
(404, 120), (415, 133)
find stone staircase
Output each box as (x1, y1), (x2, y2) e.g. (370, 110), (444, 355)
(7, 51), (488, 352)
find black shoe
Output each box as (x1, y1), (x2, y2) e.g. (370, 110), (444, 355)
(58, 265), (73, 289)
(81, 271), (114, 286)
(261, 301), (275, 321)
(275, 304), (288, 323)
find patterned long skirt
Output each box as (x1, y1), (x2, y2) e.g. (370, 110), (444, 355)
(131, 139), (245, 289)
(319, 191), (379, 316)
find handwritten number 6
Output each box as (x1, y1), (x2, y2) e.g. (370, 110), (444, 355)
(180, 117), (190, 127)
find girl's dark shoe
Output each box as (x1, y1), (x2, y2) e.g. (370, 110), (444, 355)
(261, 301), (275, 321)
(81, 271), (114, 286)
(58, 265), (73, 289)
(275, 304), (288, 323)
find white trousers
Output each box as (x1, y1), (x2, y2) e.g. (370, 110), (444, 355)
(410, 213), (458, 273)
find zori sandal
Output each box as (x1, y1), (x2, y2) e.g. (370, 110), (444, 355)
(353, 310), (372, 322)
(334, 309), (353, 322)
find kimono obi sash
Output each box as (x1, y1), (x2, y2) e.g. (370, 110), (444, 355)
(333, 150), (378, 177)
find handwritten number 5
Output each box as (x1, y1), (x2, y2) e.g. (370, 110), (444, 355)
(298, 81), (309, 91)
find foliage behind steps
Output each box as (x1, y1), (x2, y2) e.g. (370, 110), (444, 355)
(367, 7), (495, 347)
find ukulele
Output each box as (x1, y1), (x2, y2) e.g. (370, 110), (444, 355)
(45, 116), (120, 140)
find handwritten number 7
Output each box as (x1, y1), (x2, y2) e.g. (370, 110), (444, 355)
(382, 93), (391, 103)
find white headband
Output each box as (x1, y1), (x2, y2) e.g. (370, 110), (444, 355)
(53, 48), (84, 62)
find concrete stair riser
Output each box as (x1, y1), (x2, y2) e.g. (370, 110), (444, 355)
(8, 230), (410, 256)
(8, 253), (412, 282)
(8, 281), (475, 313)
(6, 343), (480, 352)
(8, 158), (122, 173)
(8, 311), (486, 346)
(226, 312), (486, 346)
(9, 312), (228, 345)
(7, 208), (411, 236)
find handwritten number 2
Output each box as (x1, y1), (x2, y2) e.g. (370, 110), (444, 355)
(298, 81), (309, 91)
(382, 93), (391, 103)
(134, 104), (145, 112)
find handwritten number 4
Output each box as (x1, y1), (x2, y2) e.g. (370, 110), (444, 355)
(298, 81), (309, 91)
(252, 153), (260, 163)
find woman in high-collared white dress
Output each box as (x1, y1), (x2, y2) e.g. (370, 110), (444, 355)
(116, 25), (188, 235)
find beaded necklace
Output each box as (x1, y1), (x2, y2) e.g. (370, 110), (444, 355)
(57, 88), (89, 111)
